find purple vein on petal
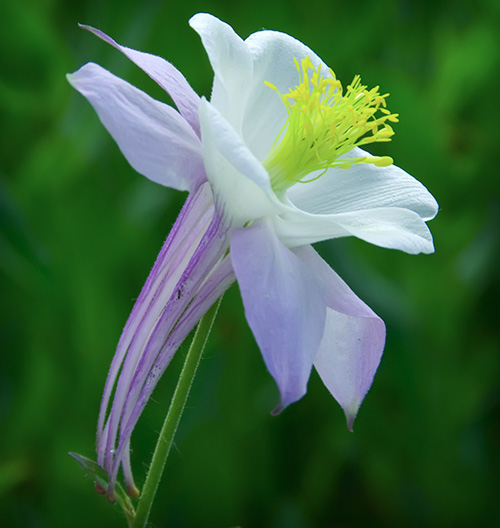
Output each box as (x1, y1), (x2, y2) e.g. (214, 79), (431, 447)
(121, 439), (139, 498)
(98, 185), (235, 496)
(106, 217), (232, 491)
(109, 203), (218, 437)
(108, 254), (235, 492)
(97, 183), (214, 470)
(102, 197), (214, 471)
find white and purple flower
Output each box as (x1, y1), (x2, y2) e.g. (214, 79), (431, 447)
(68, 13), (438, 499)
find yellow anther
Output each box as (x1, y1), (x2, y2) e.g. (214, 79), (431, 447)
(373, 156), (394, 167)
(263, 58), (399, 191)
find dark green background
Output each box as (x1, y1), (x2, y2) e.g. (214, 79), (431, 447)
(1, 0), (499, 527)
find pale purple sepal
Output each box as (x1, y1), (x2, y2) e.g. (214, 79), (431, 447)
(97, 183), (235, 498)
(296, 246), (386, 430)
(80, 24), (201, 138)
(230, 220), (327, 413)
(67, 63), (205, 192)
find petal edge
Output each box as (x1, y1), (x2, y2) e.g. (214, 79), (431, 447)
(68, 62), (205, 191)
(231, 221), (327, 411)
(297, 246), (386, 428)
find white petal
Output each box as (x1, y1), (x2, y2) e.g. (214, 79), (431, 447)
(189, 13), (253, 130)
(190, 14), (333, 162)
(273, 147), (438, 254)
(198, 98), (283, 225)
(288, 147), (438, 220)
(68, 63), (204, 191)
(275, 206), (435, 254)
(243, 30), (330, 160)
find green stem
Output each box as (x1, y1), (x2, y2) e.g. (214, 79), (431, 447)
(132, 298), (222, 528)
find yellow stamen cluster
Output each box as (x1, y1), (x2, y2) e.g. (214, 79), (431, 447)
(263, 56), (399, 192)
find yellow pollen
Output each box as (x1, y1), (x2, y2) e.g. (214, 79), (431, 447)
(263, 56), (399, 192)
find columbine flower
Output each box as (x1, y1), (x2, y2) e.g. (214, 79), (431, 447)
(68, 13), (438, 499)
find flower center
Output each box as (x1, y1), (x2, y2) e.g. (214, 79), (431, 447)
(263, 56), (399, 192)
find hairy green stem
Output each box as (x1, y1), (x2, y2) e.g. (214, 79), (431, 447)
(132, 298), (222, 528)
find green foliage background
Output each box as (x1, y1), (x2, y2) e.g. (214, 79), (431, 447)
(1, 0), (499, 527)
